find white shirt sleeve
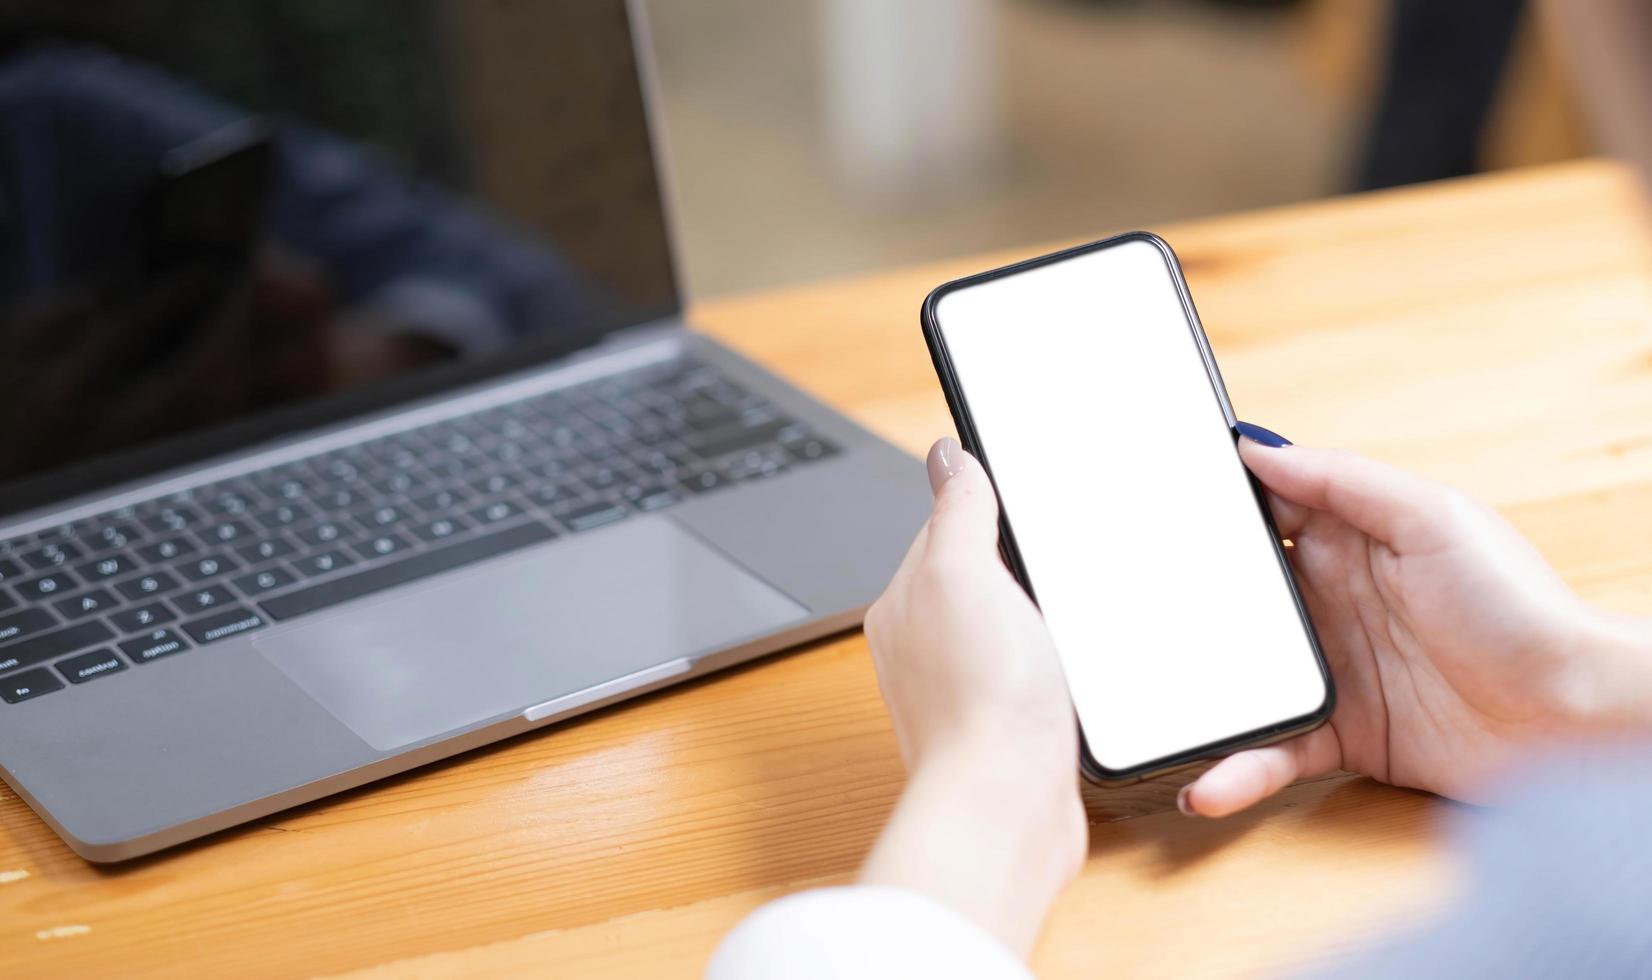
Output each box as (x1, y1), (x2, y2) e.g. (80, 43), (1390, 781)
(707, 885), (1035, 980)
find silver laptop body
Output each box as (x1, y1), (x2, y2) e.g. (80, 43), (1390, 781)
(0, 0), (926, 861)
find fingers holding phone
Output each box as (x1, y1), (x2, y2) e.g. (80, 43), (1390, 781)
(1181, 434), (1652, 816)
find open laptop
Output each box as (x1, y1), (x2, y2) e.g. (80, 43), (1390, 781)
(0, 0), (927, 861)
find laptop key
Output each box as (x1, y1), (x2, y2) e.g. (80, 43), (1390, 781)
(0, 608), (57, 646)
(114, 571), (182, 601)
(294, 550), (357, 577)
(319, 487), (363, 512)
(687, 416), (793, 459)
(0, 557), (20, 585)
(580, 465), (625, 491)
(203, 519), (254, 545)
(468, 499), (523, 525)
(236, 535), (294, 565)
(524, 482), (580, 508)
(76, 553), (137, 581)
(109, 602), (178, 632)
(410, 487), (470, 513)
(261, 521), (557, 620)
(204, 491), (257, 517)
(469, 473), (519, 497)
(678, 468), (730, 495)
(181, 607), (268, 645)
(52, 589), (117, 620)
(177, 586), (235, 615)
(554, 501), (629, 533)
(0, 621), (113, 674)
(0, 667), (63, 704)
(783, 435), (840, 463)
(252, 503), (316, 530)
(369, 472), (418, 497)
(178, 554), (239, 583)
(120, 628), (191, 664)
(356, 504), (408, 529)
(725, 447), (788, 481)
(296, 522), (350, 548)
(15, 571), (77, 600)
(85, 524), (142, 553)
(0, 591), (14, 613)
(622, 483), (679, 512)
(141, 505), (202, 534)
(350, 532), (415, 562)
(138, 536), (198, 563)
(412, 516), (471, 543)
(237, 536), (299, 565)
(233, 567), (298, 596)
(57, 649), (126, 685)
(20, 541), (82, 570)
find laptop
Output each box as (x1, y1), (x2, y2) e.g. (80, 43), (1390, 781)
(0, 0), (927, 861)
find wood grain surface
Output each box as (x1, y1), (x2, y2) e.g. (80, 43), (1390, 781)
(5, 159), (1652, 978)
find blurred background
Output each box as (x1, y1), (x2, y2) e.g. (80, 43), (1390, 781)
(645, 0), (1590, 298)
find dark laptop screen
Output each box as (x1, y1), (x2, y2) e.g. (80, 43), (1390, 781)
(0, 0), (679, 514)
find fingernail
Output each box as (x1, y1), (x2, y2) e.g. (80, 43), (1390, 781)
(1176, 784), (1200, 818)
(926, 437), (967, 494)
(1236, 421), (1292, 448)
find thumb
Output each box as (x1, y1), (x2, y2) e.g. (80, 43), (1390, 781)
(1178, 723), (1342, 818)
(923, 437), (1001, 561)
(1237, 436), (1452, 550)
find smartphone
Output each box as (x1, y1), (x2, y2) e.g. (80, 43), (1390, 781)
(921, 232), (1333, 783)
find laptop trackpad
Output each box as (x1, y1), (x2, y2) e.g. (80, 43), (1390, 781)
(253, 516), (808, 752)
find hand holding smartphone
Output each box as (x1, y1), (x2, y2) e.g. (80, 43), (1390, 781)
(921, 233), (1333, 782)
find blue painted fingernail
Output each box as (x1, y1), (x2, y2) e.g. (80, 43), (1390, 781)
(1236, 421), (1292, 447)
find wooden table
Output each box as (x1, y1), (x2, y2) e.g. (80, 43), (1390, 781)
(7, 159), (1652, 978)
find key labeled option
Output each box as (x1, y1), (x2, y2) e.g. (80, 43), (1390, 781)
(119, 628), (191, 664)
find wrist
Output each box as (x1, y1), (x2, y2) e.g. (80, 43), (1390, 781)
(861, 730), (1085, 957)
(1556, 609), (1652, 733)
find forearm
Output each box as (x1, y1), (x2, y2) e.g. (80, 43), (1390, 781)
(859, 735), (1085, 959)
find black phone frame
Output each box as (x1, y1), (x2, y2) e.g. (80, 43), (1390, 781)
(918, 231), (1335, 784)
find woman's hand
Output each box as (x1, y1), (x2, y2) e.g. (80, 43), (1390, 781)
(859, 437), (1085, 958)
(1182, 426), (1652, 817)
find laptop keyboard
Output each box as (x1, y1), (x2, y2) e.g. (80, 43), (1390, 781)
(0, 358), (839, 706)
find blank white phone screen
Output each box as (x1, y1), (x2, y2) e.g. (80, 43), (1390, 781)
(933, 238), (1327, 773)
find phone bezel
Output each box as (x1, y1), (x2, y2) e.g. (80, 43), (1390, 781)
(919, 231), (1335, 784)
